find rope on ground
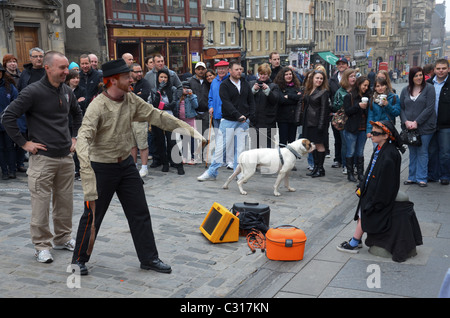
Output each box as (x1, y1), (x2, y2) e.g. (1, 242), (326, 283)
(246, 229), (266, 254)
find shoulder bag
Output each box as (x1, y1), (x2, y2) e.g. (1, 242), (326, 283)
(400, 129), (422, 147)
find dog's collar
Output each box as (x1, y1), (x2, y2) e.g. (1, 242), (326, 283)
(278, 144), (302, 161)
(286, 144), (302, 159)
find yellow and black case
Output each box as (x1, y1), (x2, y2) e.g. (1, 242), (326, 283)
(200, 202), (239, 243)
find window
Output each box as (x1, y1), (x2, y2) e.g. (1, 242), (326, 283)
(381, 21), (386, 36)
(279, 0), (283, 20)
(189, 0), (199, 23)
(265, 31), (270, 50)
(280, 31), (284, 49)
(140, 0), (164, 22)
(167, 0), (185, 23)
(247, 31), (253, 51)
(206, 0), (212, 7)
(264, 0), (269, 19)
(208, 21), (214, 44)
(220, 22), (226, 44)
(219, 0), (224, 8)
(371, 26), (377, 37)
(255, 0), (260, 18)
(273, 31), (277, 50)
(246, 0), (251, 17)
(272, 0), (276, 20)
(382, 0), (387, 12)
(229, 0), (235, 9)
(230, 22), (236, 44)
(112, 0), (137, 20)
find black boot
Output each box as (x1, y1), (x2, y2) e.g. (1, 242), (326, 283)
(306, 151), (318, 176)
(356, 157), (364, 182)
(311, 152), (325, 178)
(177, 164), (185, 175)
(346, 157), (357, 182)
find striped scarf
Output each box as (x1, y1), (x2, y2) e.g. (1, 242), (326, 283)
(365, 146), (381, 186)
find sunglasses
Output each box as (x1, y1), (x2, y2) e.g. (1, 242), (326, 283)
(371, 131), (386, 136)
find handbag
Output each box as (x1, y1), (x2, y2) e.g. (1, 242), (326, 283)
(400, 129), (422, 146)
(156, 91), (165, 110)
(331, 108), (348, 131)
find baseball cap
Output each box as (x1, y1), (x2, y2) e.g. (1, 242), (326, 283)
(195, 62), (206, 69)
(337, 57), (348, 65)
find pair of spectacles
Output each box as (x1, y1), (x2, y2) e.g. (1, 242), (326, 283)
(31, 55), (44, 59)
(371, 131), (386, 136)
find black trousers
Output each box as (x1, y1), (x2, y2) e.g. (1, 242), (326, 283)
(72, 156), (158, 264)
(151, 125), (182, 166)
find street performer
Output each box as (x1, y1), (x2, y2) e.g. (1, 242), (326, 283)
(71, 59), (205, 275)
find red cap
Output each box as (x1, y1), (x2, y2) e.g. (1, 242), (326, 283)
(214, 60), (229, 67)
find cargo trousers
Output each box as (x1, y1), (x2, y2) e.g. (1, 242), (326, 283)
(27, 154), (74, 251)
(72, 155), (159, 264)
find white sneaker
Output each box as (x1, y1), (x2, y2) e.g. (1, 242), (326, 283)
(197, 171), (216, 181)
(139, 167), (148, 177)
(35, 249), (53, 263)
(342, 167), (347, 175)
(53, 238), (76, 251)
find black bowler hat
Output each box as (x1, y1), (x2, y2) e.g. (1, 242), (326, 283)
(102, 59), (131, 77)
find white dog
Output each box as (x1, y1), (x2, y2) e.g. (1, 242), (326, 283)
(222, 138), (315, 196)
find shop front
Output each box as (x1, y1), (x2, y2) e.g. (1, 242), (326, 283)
(107, 26), (203, 75)
(202, 47), (242, 69)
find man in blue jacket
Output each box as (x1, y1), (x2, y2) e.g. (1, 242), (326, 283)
(198, 60), (255, 181)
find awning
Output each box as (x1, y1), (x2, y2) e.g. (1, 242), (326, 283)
(317, 51), (339, 65)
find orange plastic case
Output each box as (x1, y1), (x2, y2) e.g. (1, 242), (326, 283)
(265, 225), (307, 261)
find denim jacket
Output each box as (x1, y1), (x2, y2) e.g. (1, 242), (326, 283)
(174, 94), (199, 119)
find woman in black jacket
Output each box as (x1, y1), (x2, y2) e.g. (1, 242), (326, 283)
(337, 120), (406, 254)
(274, 67), (302, 146)
(302, 70), (330, 177)
(343, 76), (371, 182)
(149, 69), (184, 175)
(249, 63), (280, 149)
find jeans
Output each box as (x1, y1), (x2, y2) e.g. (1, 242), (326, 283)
(343, 130), (367, 158)
(428, 128), (450, 181)
(408, 133), (433, 183)
(207, 119), (249, 178)
(340, 130), (347, 166)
